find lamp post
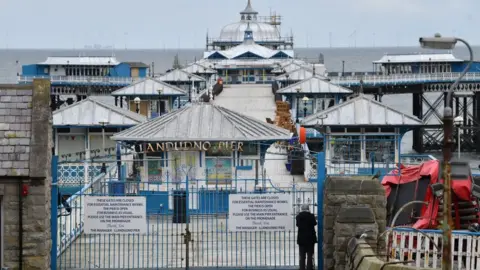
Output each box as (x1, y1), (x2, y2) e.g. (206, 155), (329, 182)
(157, 88), (163, 116)
(134, 97), (141, 114)
(286, 73), (290, 87)
(98, 119), (109, 174)
(302, 96), (309, 117)
(188, 75), (192, 102)
(454, 116), (463, 159)
(295, 88), (301, 123)
(419, 34), (473, 270)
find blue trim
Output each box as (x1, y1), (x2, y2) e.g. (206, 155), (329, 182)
(236, 165), (253, 170)
(316, 152), (325, 269)
(199, 151), (202, 167)
(50, 156), (59, 270)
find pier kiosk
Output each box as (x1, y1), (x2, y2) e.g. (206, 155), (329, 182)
(52, 97), (146, 194)
(276, 75), (353, 130)
(111, 78), (187, 118)
(111, 102), (291, 214)
(157, 69), (207, 92)
(301, 94), (423, 178)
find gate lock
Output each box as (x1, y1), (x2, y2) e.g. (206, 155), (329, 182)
(182, 228), (193, 245)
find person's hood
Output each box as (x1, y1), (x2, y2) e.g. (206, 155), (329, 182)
(297, 211), (312, 221)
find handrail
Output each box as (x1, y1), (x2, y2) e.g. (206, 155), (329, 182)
(18, 75), (136, 84)
(328, 72), (480, 86)
(57, 162), (117, 257)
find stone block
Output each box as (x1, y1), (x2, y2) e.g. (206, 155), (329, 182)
(336, 206), (376, 224)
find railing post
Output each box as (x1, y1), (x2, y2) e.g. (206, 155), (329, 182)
(50, 155), (59, 270)
(316, 151), (326, 268)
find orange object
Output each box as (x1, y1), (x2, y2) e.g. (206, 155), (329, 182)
(299, 127), (306, 144)
(217, 78), (223, 85)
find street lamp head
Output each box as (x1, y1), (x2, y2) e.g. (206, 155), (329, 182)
(454, 115), (464, 126)
(134, 97), (141, 104)
(157, 88), (163, 95)
(419, 35), (458, 50)
(302, 96), (309, 102)
(295, 87), (301, 93)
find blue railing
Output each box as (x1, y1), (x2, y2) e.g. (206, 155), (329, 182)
(55, 162), (118, 258)
(55, 175), (316, 269)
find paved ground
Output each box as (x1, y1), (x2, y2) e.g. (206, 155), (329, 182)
(58, 216), (318, 269)
(213, 85), (305, 187)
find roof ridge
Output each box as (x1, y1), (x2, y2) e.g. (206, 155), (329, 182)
(302, 94), (422, 124)
(215, 104), (290, 136)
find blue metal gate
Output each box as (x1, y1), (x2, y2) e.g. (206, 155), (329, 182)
(51, 157), (318, 269)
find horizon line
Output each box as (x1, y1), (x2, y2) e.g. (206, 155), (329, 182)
(0, 45), (452, 51)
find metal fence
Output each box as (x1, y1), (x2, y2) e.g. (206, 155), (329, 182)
(387, 227), (480, 269)
(53, 157), (317, 269)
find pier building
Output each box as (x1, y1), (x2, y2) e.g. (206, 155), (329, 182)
(19, 56), (149, 110)
(110, 78), (187, 118)
(325, 53), (480, 153)
(300, 93), (424, 179)
(110, 101), (292, 211)
(206, 0), (293, 51)
(275, 75), (352, 123)
(52, 97), (146, 194)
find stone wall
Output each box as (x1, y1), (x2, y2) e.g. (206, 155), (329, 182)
(322, 175), (387, 270)
(0, 80), (52, 270)
(346, 238), (435, 270)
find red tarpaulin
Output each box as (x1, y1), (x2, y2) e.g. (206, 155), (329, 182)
(382, 160), (474, 229)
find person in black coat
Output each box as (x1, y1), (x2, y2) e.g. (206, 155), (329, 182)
(296, 204), (317, 270)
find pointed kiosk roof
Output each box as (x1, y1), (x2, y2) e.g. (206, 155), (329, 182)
(112, 102), (292, 142)
(301, 94), (423, 127)
(111, 78), (186, 97)
(157, 69), (206, 82)
(275, 68), (315, 81)
(53, 97), (147, 127)
(182, 63), (217, 74)
(277, 75), (353, 95)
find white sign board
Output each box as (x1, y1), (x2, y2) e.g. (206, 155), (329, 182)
(84, 196), (147, 234)
(228, 194), (293, 232)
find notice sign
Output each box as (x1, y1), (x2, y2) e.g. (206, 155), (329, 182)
(84, 196), (147, 234)
(228, 194), (293, 232)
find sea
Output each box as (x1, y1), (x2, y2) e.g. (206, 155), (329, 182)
(0, 46), (479, 168)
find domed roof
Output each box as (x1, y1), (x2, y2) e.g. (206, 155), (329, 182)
(218, 0), (282, 42)
(219, 21), (281, 42)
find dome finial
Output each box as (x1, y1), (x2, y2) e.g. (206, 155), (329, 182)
(240, 0), (258, 15)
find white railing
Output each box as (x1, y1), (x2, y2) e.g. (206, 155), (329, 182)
(56, 163), (118, 257)
(388, 228), (480, 269)
(18, 75), (135, 84)
(328, 72), (480, 86)
(303, 144), (317, 181)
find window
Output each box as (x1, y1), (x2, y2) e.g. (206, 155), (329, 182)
(365, 135), (395, 163)
(329, 135), (361, 163)
(206, 142), (232, 157)
(298, 97), (314, 117)
(241, 142), (258, 156)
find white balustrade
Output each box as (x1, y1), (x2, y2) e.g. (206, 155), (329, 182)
(388, 228), (480, 269)
(18, 75), (134, 85)
(329, 72), (480, 86)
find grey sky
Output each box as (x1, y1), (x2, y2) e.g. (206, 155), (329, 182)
(0, 0), (477, 49)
